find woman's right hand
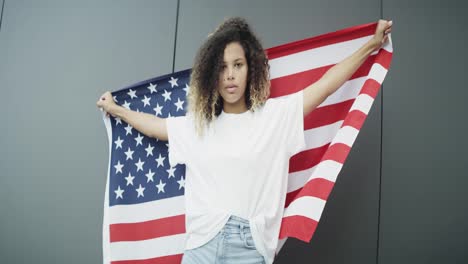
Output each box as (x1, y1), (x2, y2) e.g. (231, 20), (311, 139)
(96, 91), (117, 118)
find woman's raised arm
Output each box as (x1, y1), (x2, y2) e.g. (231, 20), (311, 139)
(96, 91), (168, 141)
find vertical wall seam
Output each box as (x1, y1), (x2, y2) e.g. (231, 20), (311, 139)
(172, 0), (180, 73)
(376, 0), (384, 263)
(0, 0), (5, 32)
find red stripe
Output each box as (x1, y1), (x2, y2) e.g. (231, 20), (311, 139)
(266, 22), (377, 59)
(279, 215), (319, 242)
(285, 178), (335, 208)
(289, 143), (329, 173)
(111, 254), (183, 264)
(376, 48), (393, 69)
(322, 142), (351, 164)
(110, 214), (185, 242)
(269, 52), (378, 99)
(304, 99), (353, 130)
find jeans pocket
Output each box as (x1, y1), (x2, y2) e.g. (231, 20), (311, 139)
(243, 232), (256, 249)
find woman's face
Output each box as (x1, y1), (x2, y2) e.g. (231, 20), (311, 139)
(217, 41), (248, 112)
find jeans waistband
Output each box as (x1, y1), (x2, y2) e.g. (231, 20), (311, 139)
(227, 215), (249, 224)
(223, 215), (250, 233)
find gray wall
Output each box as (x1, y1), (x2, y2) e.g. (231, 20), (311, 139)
(0, 0), (466, 263)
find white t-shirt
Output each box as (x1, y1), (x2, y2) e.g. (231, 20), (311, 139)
(166, 90), (306, 264)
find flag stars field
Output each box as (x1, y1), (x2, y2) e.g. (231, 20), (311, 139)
(125, 173), (135, 186)
(145, 169), (155, 183)
(124, 124), (133, 135)
(155, 154), (165, 168)
(147, 83), (157, 93)
(136, 184), (145, 198)
(162, 89), (172, 102)
(114, 186), (124, 199)
(135, 158), (144, 172)
(167, 166), (176, 178)
(156, 180), (166, 194)
(134, 133), (143, 146)
(124, 147), (134, 160)
(153, 103), (163, 116)
(145, 143), (154, 157)
(122, 101), (131, 110)
(175, 98), (185, 111)
(142, 95), (151, 107)
(127, 89), (137, 99)
(177, 176), (185, 190)
(114, 160), (123, 174)
(169, 76), (178, 87)
(115, 117), (122, 125)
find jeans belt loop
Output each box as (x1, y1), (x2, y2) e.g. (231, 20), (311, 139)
(240, 223), (245, 241)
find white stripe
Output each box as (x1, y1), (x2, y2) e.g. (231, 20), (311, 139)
(110, 233), (186, 261)
(330, 126), (359, 147)
(368, 63), (388, 84)
(269, 35), (373, 79)
(109, 196), (185, 224)
(319, 77), (366, 107)
(287, 160), (343, 193)
(303, 120), (343, 149)
(283, 196), (326, 221)
(103, 113), (113, 264)
(349, 93), (374, 115)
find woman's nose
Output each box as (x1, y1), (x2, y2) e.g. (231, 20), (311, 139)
(226, 68), (234, 80)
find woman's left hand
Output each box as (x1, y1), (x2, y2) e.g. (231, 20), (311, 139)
(371, 19), (393, 51)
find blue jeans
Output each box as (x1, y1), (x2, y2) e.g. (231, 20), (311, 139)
(181, 215), (266, 264)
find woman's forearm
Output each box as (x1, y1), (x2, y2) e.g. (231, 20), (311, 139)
(109, 104), (168, 141)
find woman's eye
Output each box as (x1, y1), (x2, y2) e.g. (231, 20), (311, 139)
(235, 63), (242, 67)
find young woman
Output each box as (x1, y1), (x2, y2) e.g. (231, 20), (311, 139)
(97, 17), (392, 264)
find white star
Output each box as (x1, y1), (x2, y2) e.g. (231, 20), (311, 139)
(114, 136), (124, 149)
(167, 166), (176, 178)
(183, 83), (190, 95)
(155, 154), (166, 168)
(142, 95), (151, 107)
(125, 172), (135, 186)
(168, 76), (179, 87)
(147, 83), (157, 93)
(136, 184), (145, 198)
(135, 133), (144, 146)
(174, 97), (185, 111)
(114, 185), (124, 199)
(167, 113), (172, 118)
(113, 95), (118, 102)
(177, 176), (185, 190)
(115, 117), (122, 125)
(145, 169), (155, 183)
(114, 160), (124, 174)
(156, 179), (166, 194)
(153, 103), (163, 116)
(135, 158), (145, 172)
(162, 90), (172, 102)
(166, 142), (169, 148)
(127, 89), (137, 99)
(145, 143), (154, 157)
(124, 124), (133, 135)
(123, 101), (131, 110)
(124, 147), (134, 160)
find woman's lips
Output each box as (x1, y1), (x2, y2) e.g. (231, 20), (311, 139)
(226, 85), (237, 93)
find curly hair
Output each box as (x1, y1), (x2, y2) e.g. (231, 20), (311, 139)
(187, 17), (271, 137)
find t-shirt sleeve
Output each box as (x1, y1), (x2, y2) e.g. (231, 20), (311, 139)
(166, 115), (191, 167)
(282, 90), (307, 156)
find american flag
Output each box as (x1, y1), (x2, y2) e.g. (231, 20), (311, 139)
(101, 21), (393, 264)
